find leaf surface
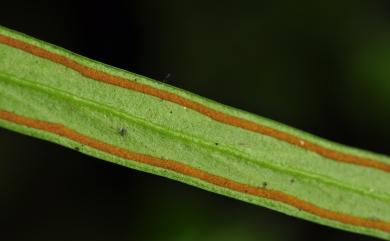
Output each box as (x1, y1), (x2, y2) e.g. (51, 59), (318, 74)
(0, 25), (389, 240)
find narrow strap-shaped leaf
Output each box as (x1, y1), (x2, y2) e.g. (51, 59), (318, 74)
(0, 25), (389, 240)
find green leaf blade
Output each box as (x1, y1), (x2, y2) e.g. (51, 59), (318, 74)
(0, 25), (389, 240)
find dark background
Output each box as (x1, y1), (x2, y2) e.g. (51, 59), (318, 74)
(1, 1), (389, 240)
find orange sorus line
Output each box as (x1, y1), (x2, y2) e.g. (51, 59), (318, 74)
(0, 109), (389, 233)
(0, 34), (389, 173)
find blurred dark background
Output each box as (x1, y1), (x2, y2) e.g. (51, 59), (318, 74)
(0, 1), (389, 240)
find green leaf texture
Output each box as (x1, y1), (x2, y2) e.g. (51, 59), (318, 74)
(0, 25), (389, 240)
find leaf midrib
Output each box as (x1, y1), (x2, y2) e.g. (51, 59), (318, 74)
(1, 70), (389, 204)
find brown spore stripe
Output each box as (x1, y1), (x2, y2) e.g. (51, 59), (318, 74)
(0, 109), (389, 233)
(0, 34), (389, 173)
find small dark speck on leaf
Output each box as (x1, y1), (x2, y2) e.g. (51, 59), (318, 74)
(169, 111), (173, 114)
(290, 178), (295, 183)
(262, 182), (268, 188)
(215, 143), (219, 146)
(74, 147), (80, 151)
(119, 127), (127, 137)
